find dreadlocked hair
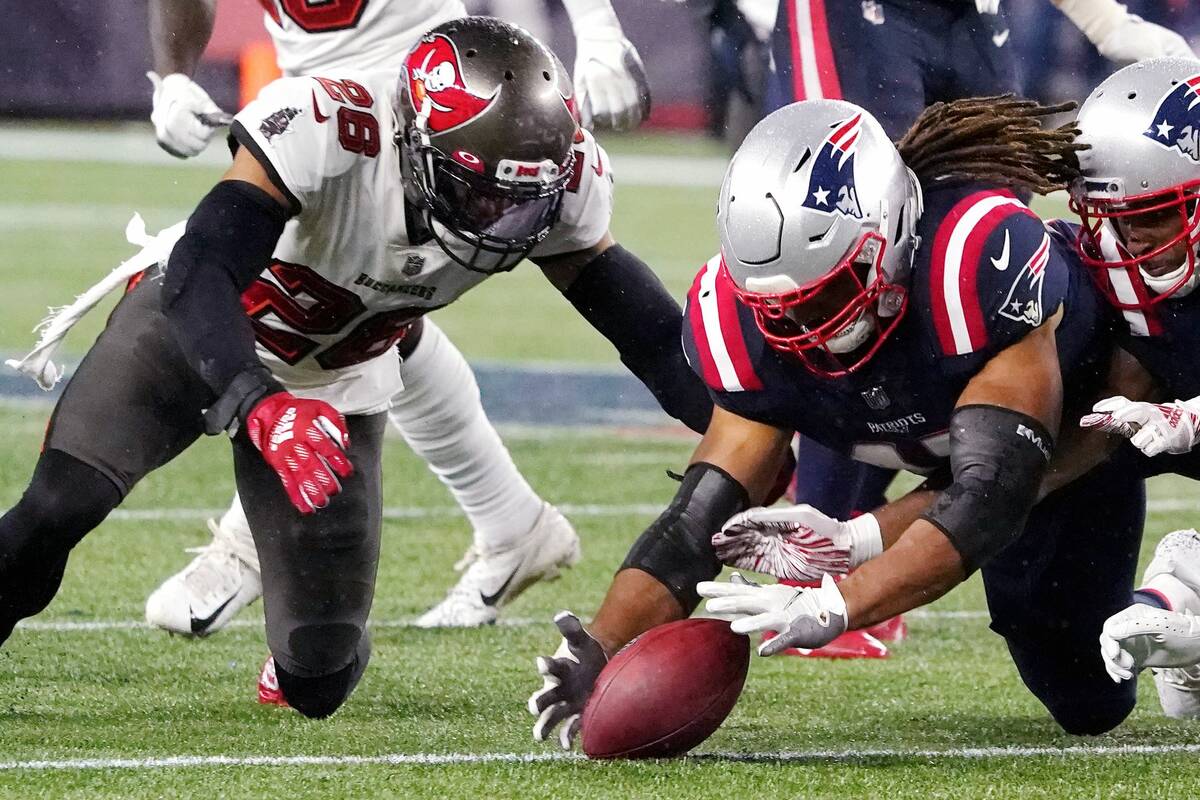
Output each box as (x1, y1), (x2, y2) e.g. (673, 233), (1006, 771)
(895, 94), (1087, 195)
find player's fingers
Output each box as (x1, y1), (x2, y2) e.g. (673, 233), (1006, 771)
(552, 611), (589, 646)
(1078, 412), (1114, 430)
(537, 656), (578, 685)
(696, 580), (756, 599)
(315, 414), (351, 450)
(1131, 426), (1165, 457)
(729, 610), (784, 637)
(757, 632), (799, 657)
(559, 714), (582, 750)
(1092, 396), (1131, 414)
(533, 701), (575, 742)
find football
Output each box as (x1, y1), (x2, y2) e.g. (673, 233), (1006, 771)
(580, 618), (750, 760)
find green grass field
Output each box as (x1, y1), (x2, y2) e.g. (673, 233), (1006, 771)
(0, 127), (1197, 798)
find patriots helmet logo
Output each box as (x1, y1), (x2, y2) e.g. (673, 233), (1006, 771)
(405, 34), (499, 133)
(802, 114), (863, 219)
(1143, 74), (1200, 163)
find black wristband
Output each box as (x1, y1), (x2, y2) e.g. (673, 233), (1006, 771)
(202, 367), (285, 436)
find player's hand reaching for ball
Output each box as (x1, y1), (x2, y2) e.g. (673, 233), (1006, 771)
(1080, 395), (1200, 456)
(700, 572), (848, 656)
(246, 392), (353, 514)
(528, 611), (608, 749)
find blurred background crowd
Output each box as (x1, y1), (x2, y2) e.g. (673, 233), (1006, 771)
(4, 1), (1200, 139)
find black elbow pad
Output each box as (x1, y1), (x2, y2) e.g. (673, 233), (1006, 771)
(921, 404), (1053, 573)
(164, 179), (290, 311)
(620, 463), (749, 610)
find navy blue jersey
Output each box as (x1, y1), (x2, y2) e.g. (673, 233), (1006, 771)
(766, 0), (1017, 138)
(1049, 218), (1200, 401)
(683, 183), (1108, 474)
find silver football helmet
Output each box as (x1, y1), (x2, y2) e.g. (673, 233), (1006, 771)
(717, 100), (922, 376)
(1072, 57), (1200, 307)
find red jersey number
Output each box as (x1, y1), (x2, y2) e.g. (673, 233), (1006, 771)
(261, 0), (370, 33)
(241, 260), (420, 367)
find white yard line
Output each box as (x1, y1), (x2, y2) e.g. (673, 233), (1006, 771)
(95, 495), (1200, 523)
(104, 503), (667, 522)
(15, 609), (989, 632)
(0, 125), (729, 188)
(2, 742), (1198, 771)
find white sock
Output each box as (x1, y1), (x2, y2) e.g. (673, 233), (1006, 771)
(389, 321), (543, 554)
(216, 492), (261, 571)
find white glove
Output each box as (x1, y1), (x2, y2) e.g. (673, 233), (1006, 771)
(713, 504), (883, 582)
(1053, 0), (1195, 66)
(698, 572), (848, 656)
(1095, 14), (1195, 65)
(975, 0), (1001, 15)
(147, 71), (231, 159)
(1080, 395), (1200, 456)
(1100, 603), (1200, 683)
(563, 0), (651, 131)
(735, 0), (778, 43)
(528, 611), (608, 749)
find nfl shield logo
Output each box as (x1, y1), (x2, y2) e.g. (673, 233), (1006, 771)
(861, 386), (890, 411)
(402, 254), (425, 276)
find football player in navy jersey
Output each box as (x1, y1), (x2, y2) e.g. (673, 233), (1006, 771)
(752, 1), (1194, 634)
(526, 95), (1159, 744)
(1058, 57), (1200, 720)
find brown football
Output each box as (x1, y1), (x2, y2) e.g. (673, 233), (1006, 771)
(580, 618), (750, 759)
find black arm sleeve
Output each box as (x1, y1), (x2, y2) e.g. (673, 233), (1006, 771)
(162, 179), (290, 434)
(620, 463), (749, 610)
(562, 244), (714, 434)
(921, 404), (1054, 573)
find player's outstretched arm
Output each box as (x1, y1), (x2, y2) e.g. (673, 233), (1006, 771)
(534, 235), (714, 434)
(163, 148), (353, 513)
(148, 0), (229, 158)
(528, 406), (789, 747)
(702, 320), (1064, 654)
(1050, 0), (1196, 65)
(560, 0), (651, 131)
(837, 314), (1064, 627)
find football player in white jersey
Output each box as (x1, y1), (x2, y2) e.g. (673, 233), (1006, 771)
(0, 18), (709, 717)
(143, 0), (653, 634)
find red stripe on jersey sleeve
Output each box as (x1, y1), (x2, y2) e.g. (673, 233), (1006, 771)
(686, 264), (724, 390)
(808, 0), (843, 99)
(714, 261), (764, 391)
(929, 190), (1033, 355)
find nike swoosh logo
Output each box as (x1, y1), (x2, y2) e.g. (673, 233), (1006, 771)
(480, 569), (520, 607)
(992, 29), (1010, 48)
(312, 90), (330, 124)
(991, 229), (1011, 271)
(190, 596), (236, 634)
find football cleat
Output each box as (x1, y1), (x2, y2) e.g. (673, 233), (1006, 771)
(863, 614), (907, 643)
(144, 518), (262, 636)
(415, 502), (581, 628)
(1143, 529), (1200, 613)
(257, 656), (289, 708)
(1154, 664), (1200, 719)
(763, 628), (890, 659)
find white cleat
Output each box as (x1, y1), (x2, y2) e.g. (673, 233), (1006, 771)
(1154, 664), (1200, 719)
(415, 503), (581, 628)
(145, 518), (263, 636)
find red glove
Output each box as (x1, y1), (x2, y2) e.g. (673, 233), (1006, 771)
(245, 392), (353, 514)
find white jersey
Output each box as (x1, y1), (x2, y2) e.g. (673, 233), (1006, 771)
(230, 69), (613, 414)
(256, 0), (468, 77)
